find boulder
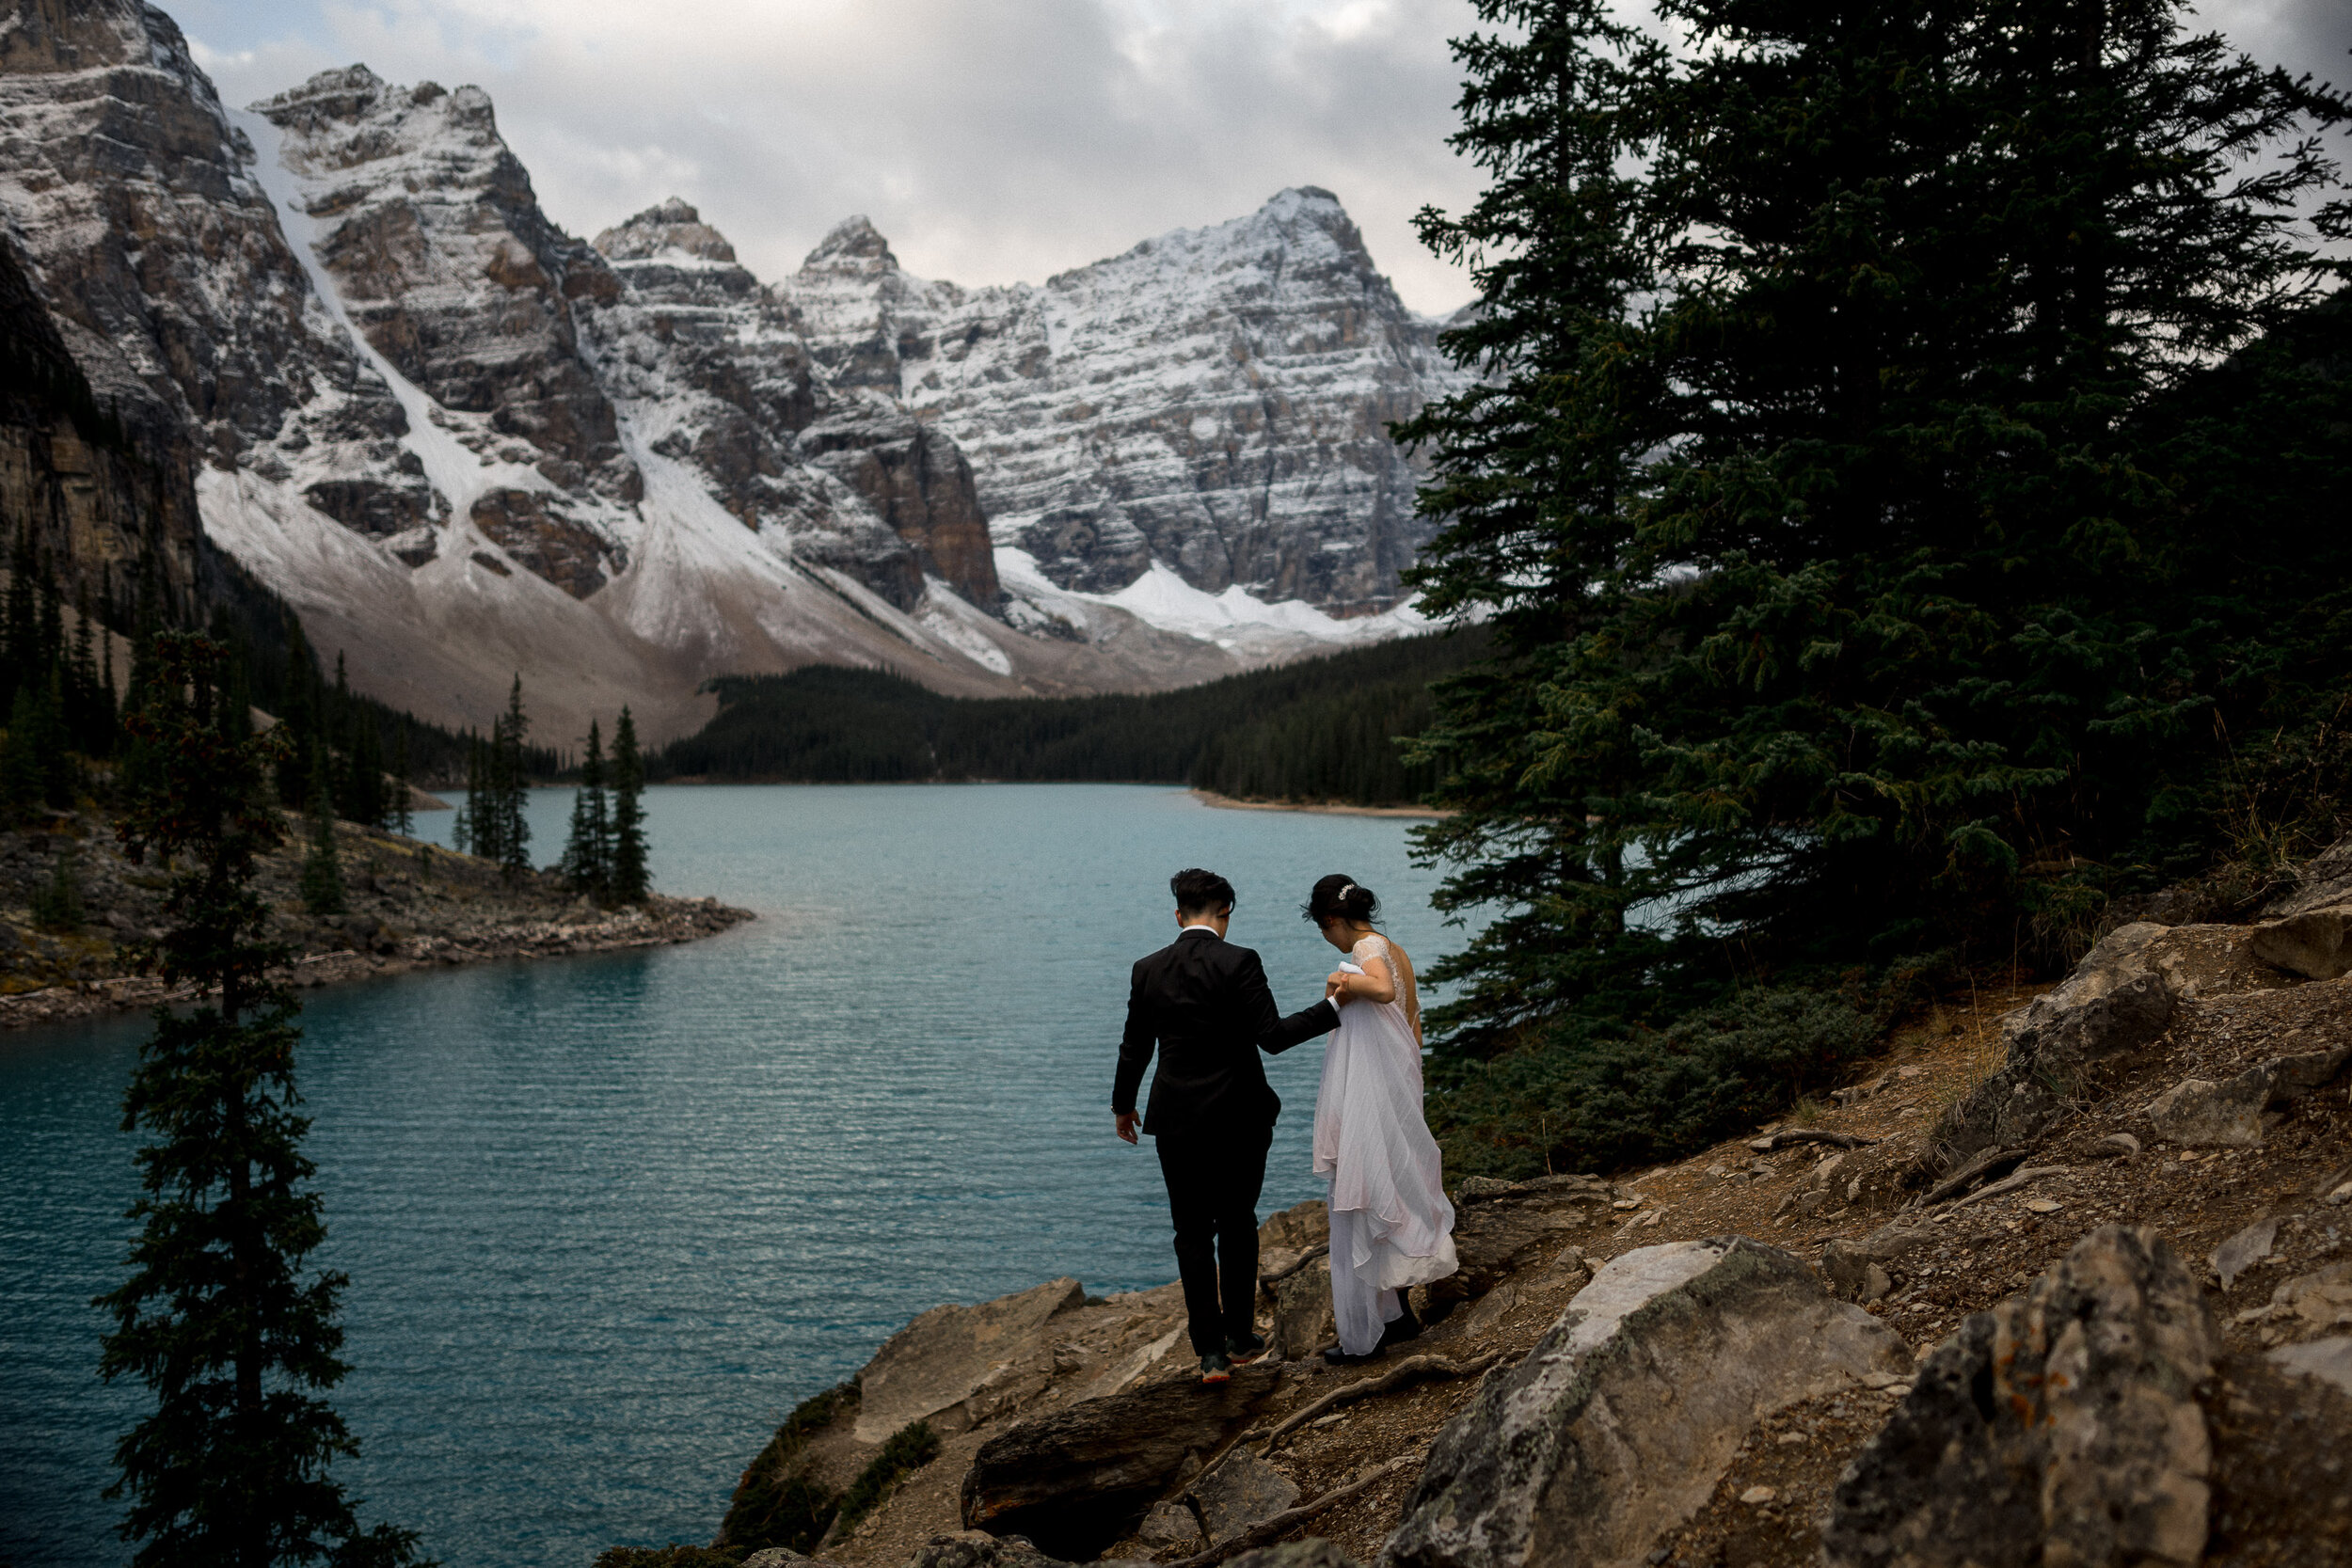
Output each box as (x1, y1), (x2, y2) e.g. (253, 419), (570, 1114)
(1433, 1174), (1624, 1304)
(1821, 1226), (2218, 1568)
(854, 1276), (1084, 1442)
(961, 1361), (1283, 1558)
(2258, 832), (2352, 919)
(1934, 924), (2179, 1160)
(2144, 1047), (2351, 1148)
(1380, 1236), (1910, 1568)
(2249, 904), (2352, 981)
(1264, 1258), (1337, 1362)
(2270, 1336), (2352, 1399)
(1191, 1449), (1300, 1543)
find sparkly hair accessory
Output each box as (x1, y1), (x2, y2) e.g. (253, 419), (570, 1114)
(1340, 882), (1359, 901)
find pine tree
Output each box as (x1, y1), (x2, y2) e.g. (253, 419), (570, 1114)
(390, 726), (413, 838)
(492, 677), (532, 879)
(299, 744), (347, 917)
(559, 719), (611, 900)
(32, 838), (83, 932)
(608, 706), (649, 904)
(99, 631), (427, 1568)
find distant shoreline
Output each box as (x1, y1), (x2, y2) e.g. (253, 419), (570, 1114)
(1190, 788), (1451, 819)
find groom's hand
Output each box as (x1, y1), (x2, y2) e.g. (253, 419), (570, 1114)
(1115, 1110), (1140, 1144)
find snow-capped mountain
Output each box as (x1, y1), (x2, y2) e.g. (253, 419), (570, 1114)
(784, 194), (1464, 616)
(0, 0), (1466, 740)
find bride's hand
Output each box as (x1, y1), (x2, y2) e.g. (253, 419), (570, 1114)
(1326, 970), (1354, 1004)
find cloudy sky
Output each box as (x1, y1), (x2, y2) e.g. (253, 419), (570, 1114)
(181, 0), (2350, 317)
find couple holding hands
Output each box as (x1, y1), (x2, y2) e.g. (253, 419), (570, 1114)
(1113, 868), (1457, 1383)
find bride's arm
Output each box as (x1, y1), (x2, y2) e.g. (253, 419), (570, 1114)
(1328, 952), (1398, 1005)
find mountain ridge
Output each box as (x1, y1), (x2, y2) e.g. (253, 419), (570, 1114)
(0, 1), (1467, 742)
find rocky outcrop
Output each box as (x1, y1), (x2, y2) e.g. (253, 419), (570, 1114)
(1932, 920), (2304, 1161)
(1821, 1227), (2219, 1568)
(1434, 1174), (1628, 1305)
(782, 191), (1469, 616)
(0, 808), (751, 1030)
(960, 1362), (1285, 1558)
(1381, 1237), (1910, 1568)
(856, 1278), (1086, 1444)
(2143, 1045), (2352, 1147)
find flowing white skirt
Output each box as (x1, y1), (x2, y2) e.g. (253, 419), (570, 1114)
(1313, 966), (1457, 1354)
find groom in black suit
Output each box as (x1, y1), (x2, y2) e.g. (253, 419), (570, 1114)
(1114, 867), (1343, 1383)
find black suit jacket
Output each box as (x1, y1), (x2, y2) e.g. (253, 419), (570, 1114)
(1113, 928), (1340, 1140)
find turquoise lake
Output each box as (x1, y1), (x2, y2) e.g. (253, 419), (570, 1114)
(0, 784), (1463, 1567)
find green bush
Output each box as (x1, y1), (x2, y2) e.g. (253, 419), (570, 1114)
(716, 1382), (857, 1555)
(832, 1421), (941, 1539)
(1428, 987), (1883, 1181)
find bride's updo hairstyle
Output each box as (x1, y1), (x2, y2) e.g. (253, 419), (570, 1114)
(1304, 873), (1378, 927)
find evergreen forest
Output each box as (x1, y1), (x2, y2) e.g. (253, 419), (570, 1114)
(651, 629), (1488, 804)
(1398, 0), (2352, 1181)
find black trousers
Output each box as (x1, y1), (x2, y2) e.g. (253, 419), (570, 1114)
(1154, 1126), (1272, 1356)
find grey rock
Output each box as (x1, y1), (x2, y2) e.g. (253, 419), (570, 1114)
(1935, 924), (2178, 1161)
(2258, 832), (2352, 919)
(1136, 1500), (1203, 1550)
(1380, 1236), (1909, 1568)
(2269, 1335), (2352, 1398)
(1820, 1226), (2218, 1568)
(2211, 1217), (2279, 1289)
(2145, 1047), (2351, 1148)
(1264, 1258), (1336, 1365)
(1822, 1224), (1939, 1304)
(2249, 903), (2352, 980)
(1190, 1449), (1299, 1542)
(856, 1276), (1083, 1442)
(2270, 1261), (2352, 1333)
(961, 1360), (1283, 1559)
(1432, 1174), (1622, 1304)
(904, 1530), (1073, 1568)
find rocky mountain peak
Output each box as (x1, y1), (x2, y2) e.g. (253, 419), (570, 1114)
(593, 197), (739, 264)
(801, 215), (899, 276)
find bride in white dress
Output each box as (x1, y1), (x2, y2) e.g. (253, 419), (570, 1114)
(1306, 875), (1457, 1361)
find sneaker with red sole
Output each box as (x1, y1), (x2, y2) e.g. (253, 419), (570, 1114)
(1198, 1351), (1233, 1384)
(1227, 1333), (1269, 1366)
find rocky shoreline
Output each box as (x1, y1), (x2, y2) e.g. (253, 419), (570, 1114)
(0, 812), (754, 1033)
(635, 837), (2352, 1568)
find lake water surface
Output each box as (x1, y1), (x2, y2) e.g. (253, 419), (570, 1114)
(0, 784), (1461, 1567)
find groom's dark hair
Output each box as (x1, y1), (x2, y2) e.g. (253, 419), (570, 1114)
(1171, 867), (1236, 915)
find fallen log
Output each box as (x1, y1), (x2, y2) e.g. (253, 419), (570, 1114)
(1168, 1455), (1417, 1568)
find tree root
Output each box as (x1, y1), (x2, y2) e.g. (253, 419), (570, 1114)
(1749, 1129), (1880, 1152)
(1253, 1350), (1504, 1454)
(1168, 1455), (1418, 1568)
(1260, 1243), (1330, 1287)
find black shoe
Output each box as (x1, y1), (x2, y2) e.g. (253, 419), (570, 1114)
(1228, 1332), (1269, 1366)
(1377, 1301), (1423, 1350)
(1322, 1344), (1378, 1366)
(1199, 1351), (1233, 1384)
